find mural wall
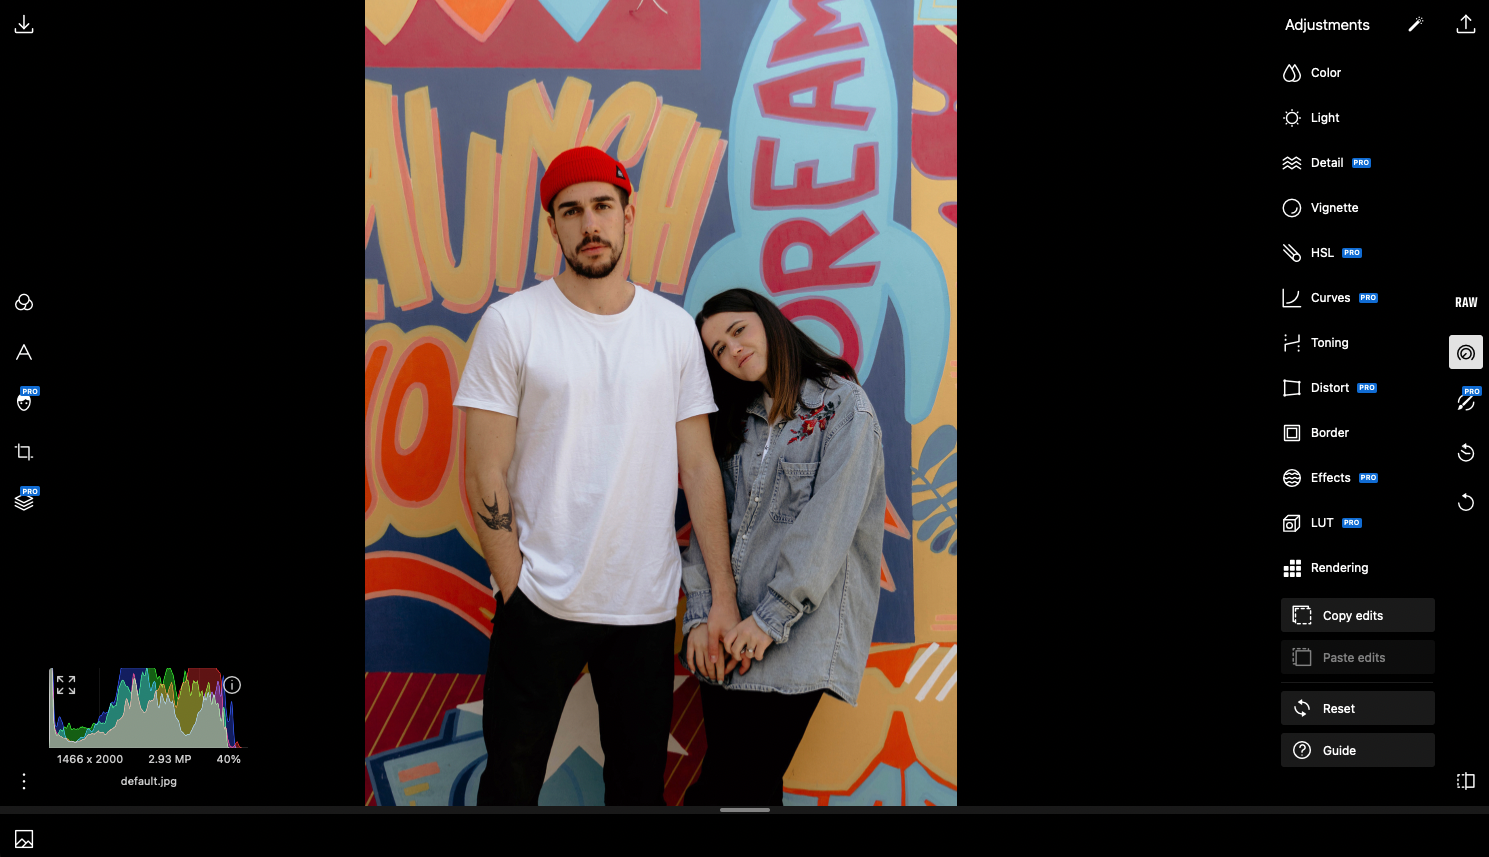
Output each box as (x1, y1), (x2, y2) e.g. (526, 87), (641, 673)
(364, 0), (956, 806)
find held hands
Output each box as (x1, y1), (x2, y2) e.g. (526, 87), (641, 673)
(687, 600), (743, 682)
(722, 614), (774, 676)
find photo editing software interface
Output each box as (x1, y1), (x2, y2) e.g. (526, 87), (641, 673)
(1254, 13), (1482, 809)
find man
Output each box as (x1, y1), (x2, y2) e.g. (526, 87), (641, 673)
(454, 146), (742, 806)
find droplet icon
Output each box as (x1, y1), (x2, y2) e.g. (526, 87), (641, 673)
(1283, 63), (1301, 83)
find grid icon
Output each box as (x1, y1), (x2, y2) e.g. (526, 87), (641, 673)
(1284, 559), (1302, 577)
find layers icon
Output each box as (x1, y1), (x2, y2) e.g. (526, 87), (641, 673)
(1283, 156), (1302, 169)
(15, 494), (34, 511)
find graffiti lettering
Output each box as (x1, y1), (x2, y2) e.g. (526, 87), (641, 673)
(365, 324), (478, 551)
(768, 0), (867, 66)
(761, 213), (878, 294)
(757, 59), (874, 130)
(366, 77), (725, 308)
(686, 0), (949, 424)
(752, 138), (876, 209)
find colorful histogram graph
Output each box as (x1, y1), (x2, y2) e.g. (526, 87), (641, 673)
(49, 668), (241, 749)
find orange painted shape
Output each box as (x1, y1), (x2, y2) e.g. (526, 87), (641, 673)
(364, 552), (497, 637)
(365, 343), (390, 517)
(884, 496), (911, 539)
(878, 554), (895, 591)
(398, 761), (441, 782)
(676, 521), (692, 547)
(863, 644), (923, 687)
(379, 340), (456, 505)
(436, 0), (517, 42)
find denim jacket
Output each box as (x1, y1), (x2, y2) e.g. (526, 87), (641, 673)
(680, 375), (886, 705)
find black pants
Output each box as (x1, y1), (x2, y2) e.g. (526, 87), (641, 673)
(683, 682), (825, 806)
(476, 587), (675, 806)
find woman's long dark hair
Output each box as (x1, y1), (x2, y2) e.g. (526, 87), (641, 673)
(694, 288), (859, 460)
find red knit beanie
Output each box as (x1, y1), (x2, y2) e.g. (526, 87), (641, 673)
(540, 146), (633, 213)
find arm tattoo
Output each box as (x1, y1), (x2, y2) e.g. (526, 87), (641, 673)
(477, 493), (513, 531)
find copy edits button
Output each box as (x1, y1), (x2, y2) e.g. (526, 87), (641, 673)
(1359, 294), (1378, 303)
(1281, 598), (1435, 633)
(1281, 733), (1433, 768)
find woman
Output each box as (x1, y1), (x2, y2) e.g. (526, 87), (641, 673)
(679, 288), (886, 806)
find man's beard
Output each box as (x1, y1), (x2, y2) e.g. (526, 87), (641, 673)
(565, 234), (625, 279)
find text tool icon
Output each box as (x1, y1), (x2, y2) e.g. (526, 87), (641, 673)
(1283, 156), (1302, 170)
(1282, 199), (1302, 218)
(1283, 514), (1301, 532)
(1284, 379), (1301, 397)
(1284, 424), (1302, 442)
(1283, 63), (1301, 82)
(1284, 244), (1302, 263)
(1283, 290), (1300, 309)
(1284, 559), (1302, 577)
(1292, 648), (1311, 667)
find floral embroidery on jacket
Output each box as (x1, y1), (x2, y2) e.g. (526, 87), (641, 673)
(786, 401), (836, 444)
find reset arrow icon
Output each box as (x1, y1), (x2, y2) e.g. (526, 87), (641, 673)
(1295, 699), (1310, 717)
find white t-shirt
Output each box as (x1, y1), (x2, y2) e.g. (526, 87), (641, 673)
(453, 279), (717, 624)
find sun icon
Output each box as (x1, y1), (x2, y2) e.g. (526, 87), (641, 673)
(1284, 109), (1300, 127)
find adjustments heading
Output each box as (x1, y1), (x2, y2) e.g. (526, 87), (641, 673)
(1284, 19), (1370, 32)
